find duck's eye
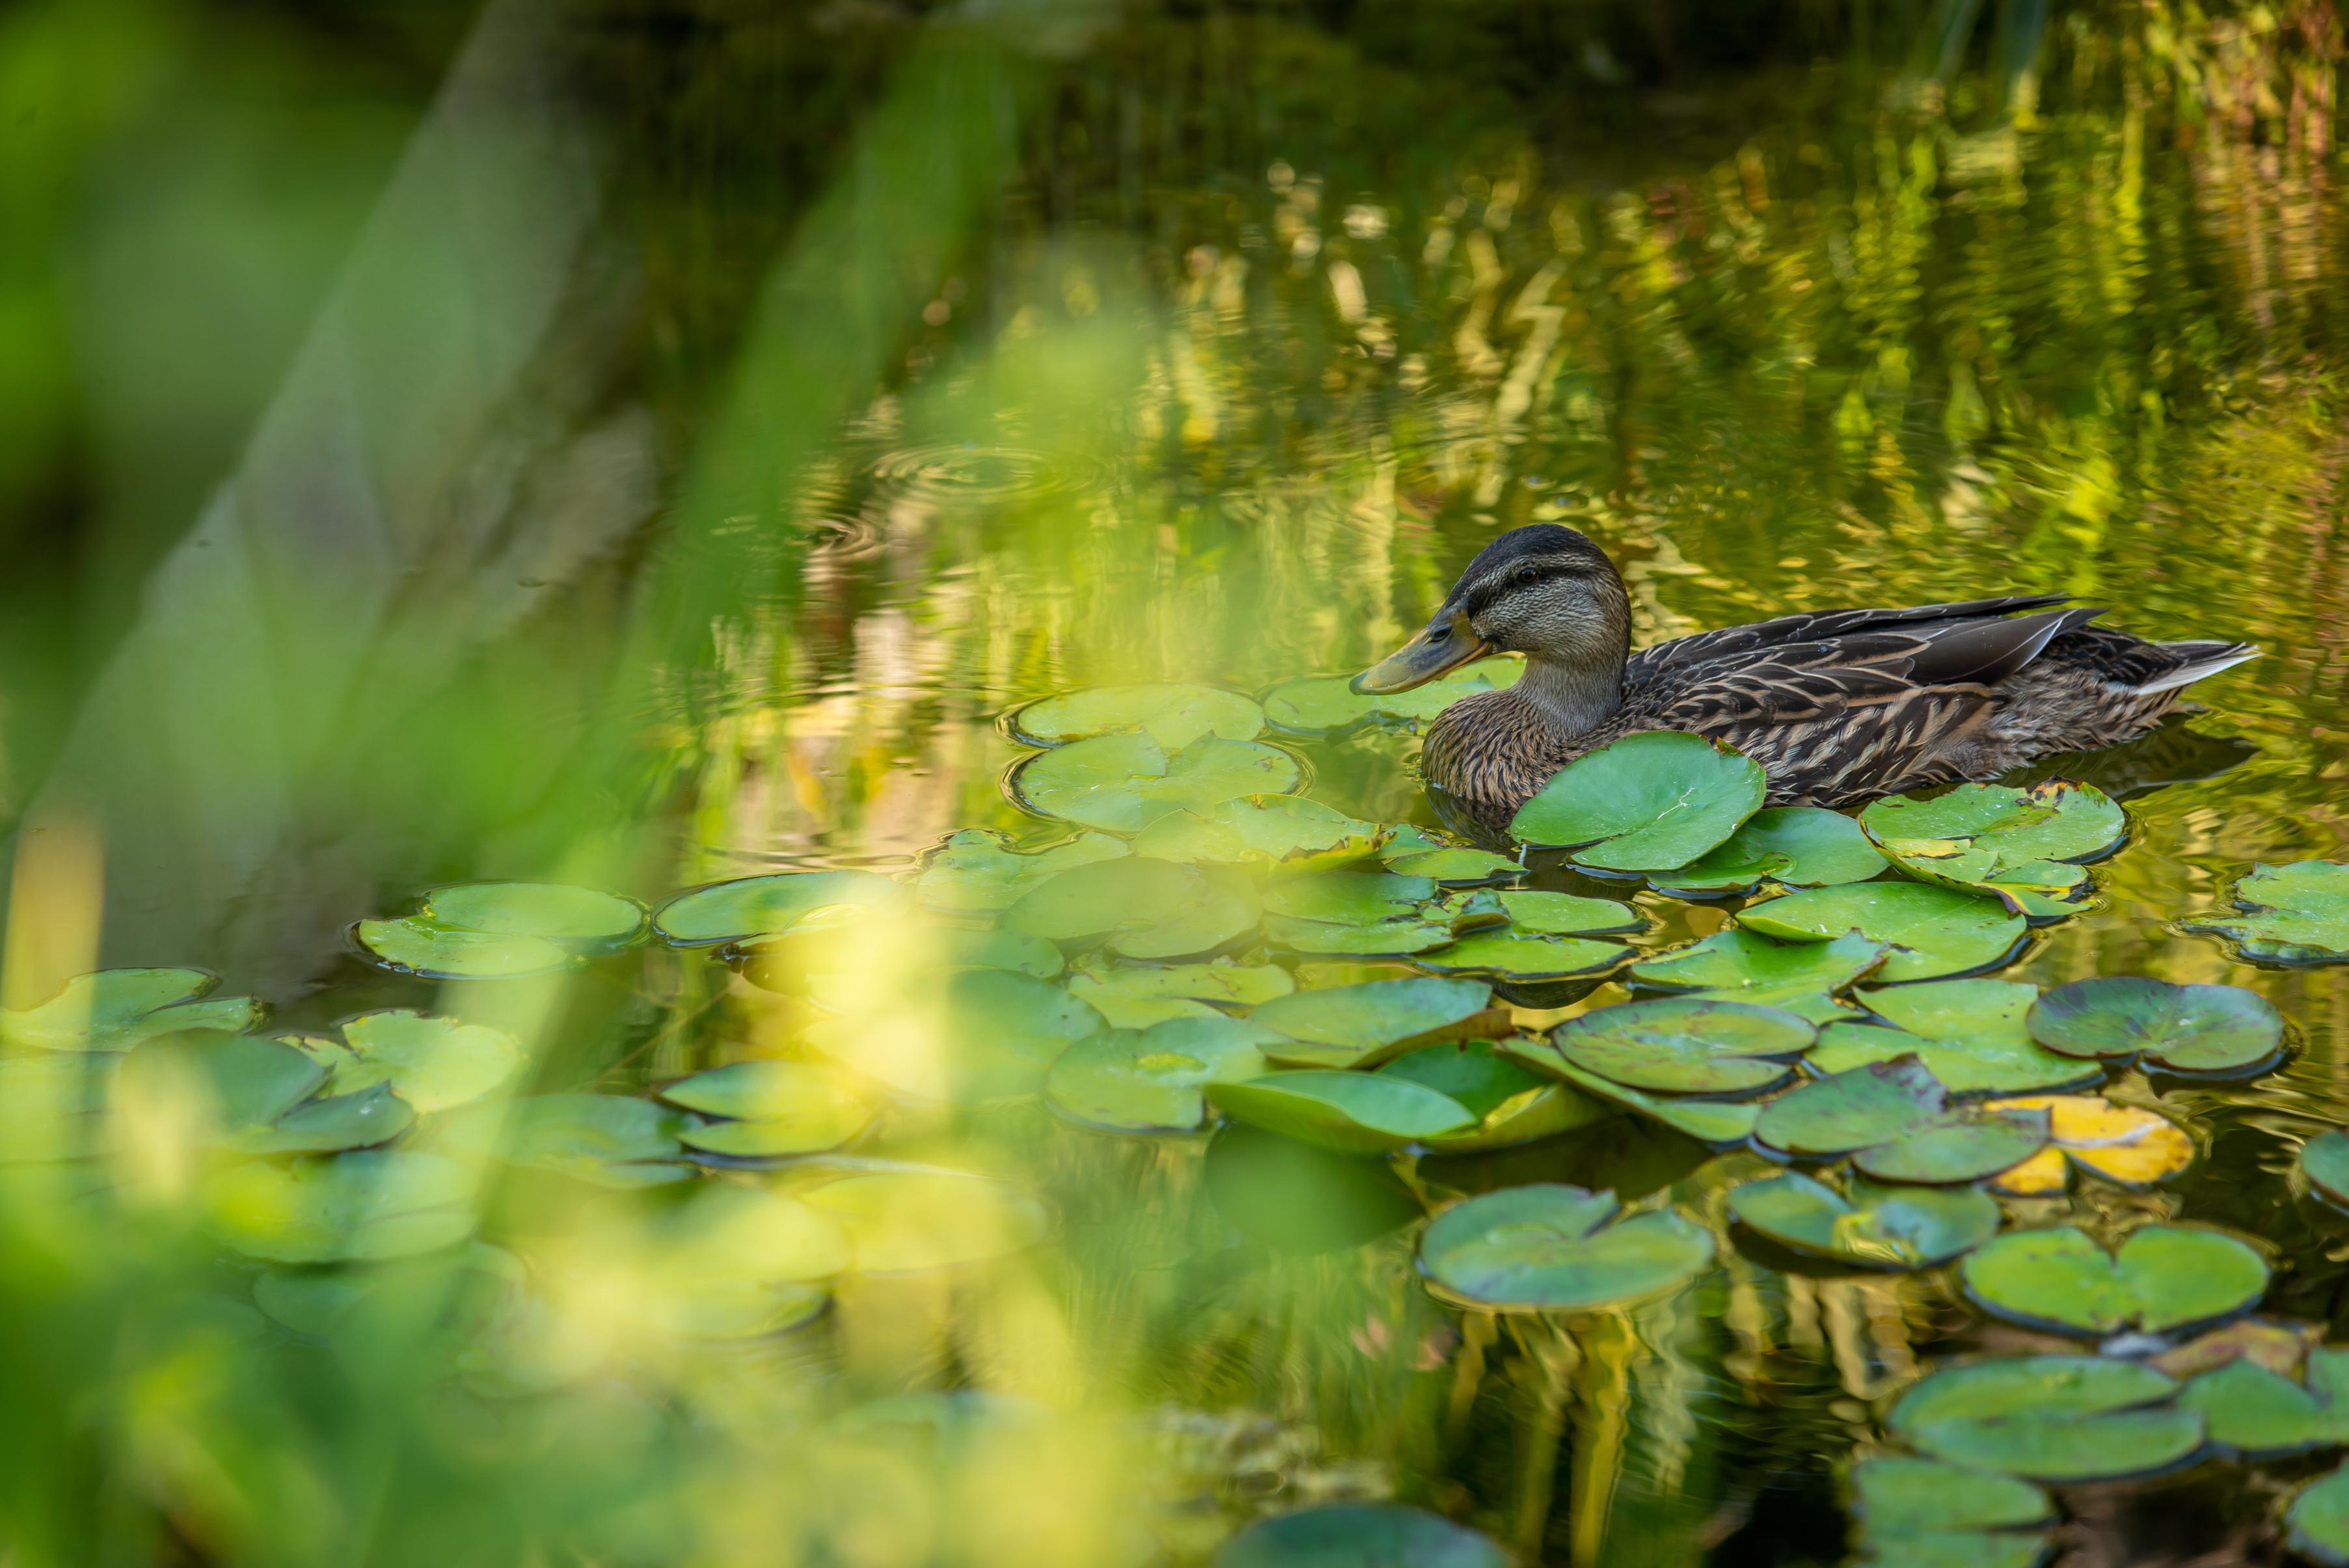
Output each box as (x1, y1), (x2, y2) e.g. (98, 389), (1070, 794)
(1515, 566), (1541, 587)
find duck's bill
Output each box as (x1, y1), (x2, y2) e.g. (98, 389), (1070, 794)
(1351, 613), (1493, 695)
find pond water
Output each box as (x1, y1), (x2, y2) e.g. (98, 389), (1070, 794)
(16, 6), (2349, 1567)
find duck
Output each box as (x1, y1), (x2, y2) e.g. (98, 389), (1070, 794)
(1353, 523), (2259, 837)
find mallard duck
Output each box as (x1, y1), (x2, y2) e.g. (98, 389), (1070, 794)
(1354, 524), (2259, 837)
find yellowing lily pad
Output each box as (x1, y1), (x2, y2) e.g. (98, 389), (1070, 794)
(1510, 731), (1767, 871)
(1418, 1183), (1714, 1312)
(1009, 683), (1264, 750)
(1981, 1096), (2195, 1195)
(1960, 1223), (2268, 1336)
(1008, 733), (1301, 832)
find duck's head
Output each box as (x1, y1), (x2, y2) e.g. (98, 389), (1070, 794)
(1353, 524), (1630, 695)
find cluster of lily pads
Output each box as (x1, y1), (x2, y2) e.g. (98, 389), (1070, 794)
(15, 675), (2349, 1563)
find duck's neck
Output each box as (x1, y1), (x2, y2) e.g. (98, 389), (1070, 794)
(1513, 652), (1625, 740)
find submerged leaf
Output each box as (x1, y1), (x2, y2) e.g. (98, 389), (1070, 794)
(1510, 731), (1767, 871)
(1009, 733), (1301, 832)
(1011, 683), (1264, 750)
(1418, 1183), (1713, 1311)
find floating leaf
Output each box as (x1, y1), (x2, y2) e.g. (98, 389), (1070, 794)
(1248, 978), (1497, 1069)
(2026, 978), (2284, 1075)
(1009, 733), (1301, 832)
(761, 921), (1065, 1003)
(1860, 781), (2125, 892)
(437, 1094), (694, 1187)
(653, 870), (907, 947)
(1264, 914), (1458, 956)
(1631, 930), (1886, 1023)
(1378, 1042), (1609, 1152)
(208, 1151), (476, 1264)
(911, 829), (1130, 913)
(2290, 1459), (2349, 1567)
(1263, 871), (1439, 925)
(657, 1061), (875, 1157)
(1849, 1457), (2054, 1535)
(1213, 1502), (1509, 1568)
(1383, 846), (1525, 885)
(123, 1031), (322, 1130)
(1498, 1044), (1762, 1145)
(1206, 1070), (1473, 1153)
(2177, 1348), (2349, 1456)
(1010, 683), (1264, 750)
(1045, 1016), (1275, 1133)
(795, 1167), (1049, 1273)
(1496, 889), (1644, 934)
(418, 883), (646, 949)
(1737, 883), (2027, 982)
(1649, 807), (1888, 895)
(1417, 1183), (1714, 1311)
(1131, 796), (1389, 873)
(1757, 1057), (2048, 1183)
(1548, 997), (1814, 1096)
(1414, 929), (1626, 982)
(1003, 858), (1260, 960)
(802, 969), (1104, 1103)
(1888, 1355), (2201, 1482)
(1730, 1172), (2001, 1267)
(312, 1010), (523, 1115)
(1853, 1105), (2049, 1184)
(1981, 1096), (2197, 1195)
(1806, 1022), (2101, 1096)
(1, 969), (261, 1053)
(2183, 861), (2349, 963)
(2305, 1131), (2349, 1211)
(1063, 962), (1294, 1028)
(1961, 1223), (2268, 1336)
(1261, 663), (1518, 738)
(357, 919), (577, 980)
(1509, 731), (1767, 871)
(235, 1083), (416, 1156)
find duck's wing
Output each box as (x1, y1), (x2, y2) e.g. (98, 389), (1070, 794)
(1629, 594), (2074, 681)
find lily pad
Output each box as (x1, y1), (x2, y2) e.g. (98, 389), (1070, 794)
(237, 1084), (417, 1157)
(2305, 1130), (2349, 1211)
(1805, 1022), (2102, 1097)
(1982, 1096), (2197, 1195)
(1131, 796), (1389, 873)
(656, 1061), (875, 1157)
(1888, 1355), (2202, 1482)
(1265, 915), (1459, 956)
(1961, 1223), (2268, 1336)
(1496, 889), (1644, 934)
(1413, 929), (1626, 982)
(1206, 1070), (1473, 1153)
(1003, 858), (1260, 960)
(2026, 978), (2284, 1075)
(1417, 1183), (1714, 1311)
(1378, 1042), (1610, 1152)
(2178, 1347), (2349, 1456)
(794, 1167), (1050, 1273)
(1261, 663), (1518, 738)
(418, 883), (646, 949)
(1729, 1172), (2001, 1267)
(437, 1094), (694, 1187)
(1383, 846), (1526, 885)
(2182, 860), (2349, 963)
(1, 968), (262, 1052)
(911, 829), (1130, 913)
(1045, 1016), (1275, 1132)
(1852, 1104), (2050, 1184)
(208, 1150), (476, 1264)
(1213, 1502), (1509, 1568)
(1010, 683), (1264, 750)
(1649, 806), (1889, 895)
(1248, 977), (1497, 1069)
(1849, 1457), (2054, 1535)
(1860, 780), (2126, 890)
(1631, 930), (1886, 1023)
(763, 922), (1066, 1003)
(303, 1010), (523, 1115)
(1756, 1057), (2050, 1183)
(355, 919), (580, 980)
(1737, 882), (2027, 982)
(121, 1029), (321, 1129)
(1262, 871), (1440, 925)
(2289, 1460), (2349, 1566)
(653, 870), (907, 947)
(1509, 731), (1766, 871)
(801, 969), (1104, 1103)
(1064, 962), (1294, 1028)
(1009, 733), (1301, 832)
(1549, 997), (1814, 1096)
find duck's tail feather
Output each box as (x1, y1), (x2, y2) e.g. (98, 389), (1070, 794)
(2131, 641), (2262, 696)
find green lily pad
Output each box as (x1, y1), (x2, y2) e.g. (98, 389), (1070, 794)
(1756, 1057), (2049, 1182)
(2026, 978), (2284, 1075)
(1649, 806), (1890, 895)
(1729, 1172), (2001, 1267)
(1510, 731), (1767, 871)
(1261, 663), (1518, 738)
(801, 969), (1104, 1103)
(795, 1167), (1050, 1274)
(1860, 779), (2125, 885)
(1265, 915), (1460, 956)
(1248, 977), (1498, 1069)
(1496, 889), (1644, 934)
(1378, 1042), (1610, 1152)
(1045, 1016), (1275, 1132)
(2177, 1348), (2349, 1456)
(305, 1010), (523, 1115)
(2289, 1459), (2349, 1566)
(437, 1094), (694, 1187)
(1961, 1223), (2269, 1336)
(1263, 871), (1440, 925)
(911, 829), (1130, 913)
(355, 919), (579, 980)
(1497, 1042), (1761, 1144)
(1806, 1021), (2103, 1096)
(234, 1084), (417, 1156)
(1888, 1355), (2201, 1482)
(122, 1030), (323, 1129)
(766, 922), (1066, 1005)
(1009, 733), (1301, 832)
(208, 1150), (476, 1264)
(1206, 1070), (1473, 1153)
(1737, 882), (2028, 982)
(653, 870), (907, 947)
(1548, 997), (1814, 1096)
(1, 968), (262, 1052)
(1851, 1103), (2050, 1184)
(1383, 847), (1526, 885)
(1063, 962), (1294, 1028)
(1417, 1183), (1714, 1311)
(1213, 1502), (1509, 1567)
(1003, 858), (1260, 960)
(1131, 796), (1389, 872)
(1010, 683), (1264, 750)
(1414, 929), (1627, 982)
(418, 883), (646, 948)
(1850, 1457), (2052, 1537)
(2183, 860), (2349, 963)
(0, 1056), (110, 1161)
(1631, 930), (1886, 1023)
(656, 1061), (875, 1157)
(2303, 1130), (2349, 1211)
